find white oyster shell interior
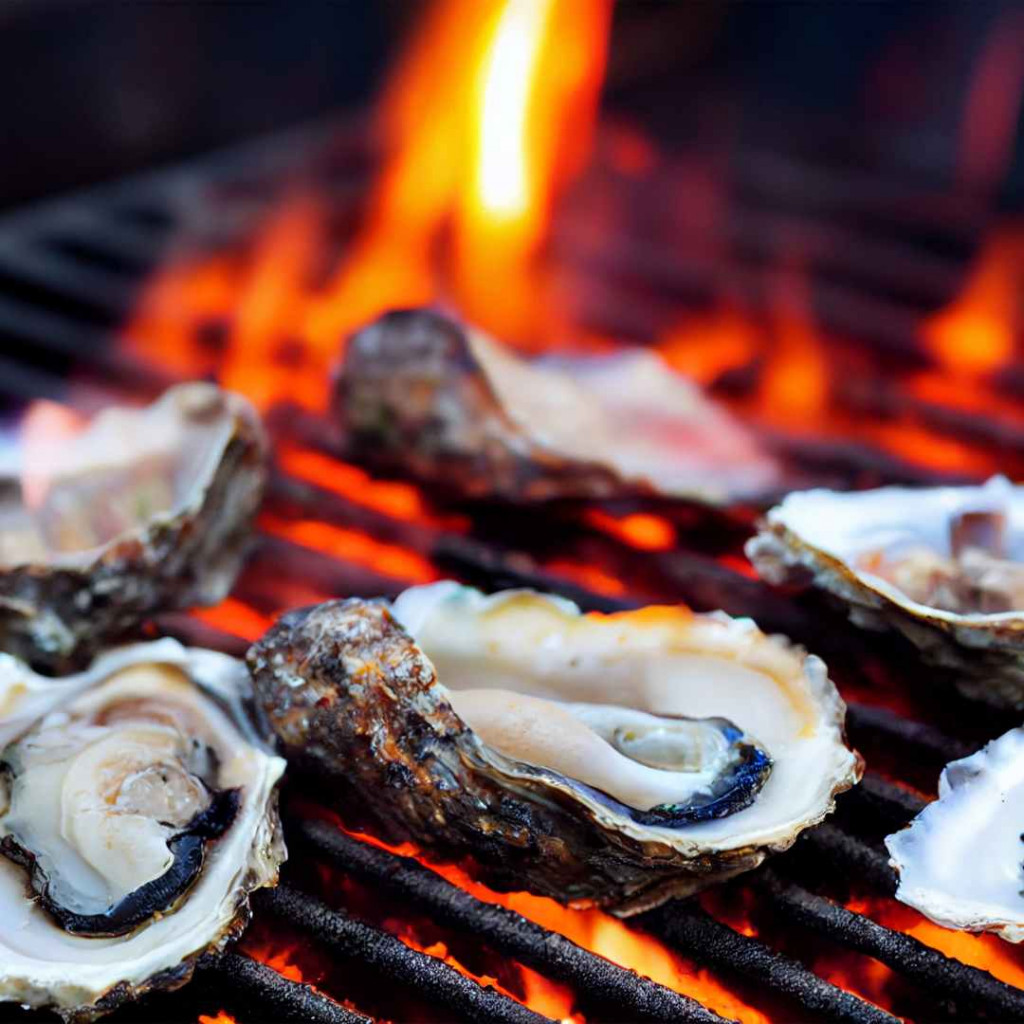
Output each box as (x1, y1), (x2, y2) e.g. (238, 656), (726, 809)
(760, 476), (1023, 620)
(467, 329), (783, 503)
(0, 640), (285, 1015)
(886, 727), (1024, 943)
(0, 383), (255, 568)
(393, 582), (859, 852)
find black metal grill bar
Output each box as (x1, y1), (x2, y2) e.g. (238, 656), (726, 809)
(198, 953), (371, 1024)
(755, 870), (1024, 1020)
(839, 774), (928, 834)
(256, 884), (554, 1024)
(845, 703), (978, 766)
(638, 902), (898, 1024)
(792, 824), (897, 897)
(294, 817), (725, 1024)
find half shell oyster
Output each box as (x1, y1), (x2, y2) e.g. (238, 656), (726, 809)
(886, 727), (1024, 943)
(747, 477), (1024, 708)
(248, 582), (860, 914)
(334, 309), (783, 505)
(0, 383), (267, 672)
(0, 638), (286, 1020)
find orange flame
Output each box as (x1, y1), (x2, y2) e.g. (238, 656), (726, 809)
(197, 1012), (236, 1024)
(305, 0), (611, 353)
(923, 225), (1023, 376)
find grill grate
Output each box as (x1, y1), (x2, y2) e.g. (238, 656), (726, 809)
(1, 121), (1022, 1023)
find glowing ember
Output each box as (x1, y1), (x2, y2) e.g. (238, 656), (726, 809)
(189, 596), (272, 641)
(259, 513), (438, 584)
(197, 1012), (236, 1024)
(585, 510), (677, 551)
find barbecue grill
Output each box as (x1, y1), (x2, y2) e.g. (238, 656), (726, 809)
(1, 4), (1023, 1022)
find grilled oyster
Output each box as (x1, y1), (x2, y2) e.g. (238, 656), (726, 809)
(334, 309), (783, 505)
(747, 477), (1024, 708)
(886, 727), (1024, 943)
(0, 383), (267, 673)
(0, 639), (286, 1021)
(248, 582), (860, 914)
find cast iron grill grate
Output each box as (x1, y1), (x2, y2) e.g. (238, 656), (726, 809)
(0, 122), (1022, 1023)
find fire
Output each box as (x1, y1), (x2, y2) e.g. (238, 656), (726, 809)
(585, 510), (677, 551)
(305, 0), (610, 354)
(923, 225), (1023, 377)
(197, 1012), (236, 1024)
(756, 264), (830, 428)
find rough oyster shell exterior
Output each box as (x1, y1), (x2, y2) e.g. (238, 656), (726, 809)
(247, 587), (860, 914)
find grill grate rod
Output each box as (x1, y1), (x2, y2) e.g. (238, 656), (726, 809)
(256, 884), (555, 1024)
(756, 870), (1024, 1020)
(293, 817), (726, 1024)
(637, 902), (898, 1024)
(197, 953), (371, 1024)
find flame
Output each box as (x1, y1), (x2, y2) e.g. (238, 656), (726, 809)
(305, 0), (610, 352)
(923, 226), (1023, 376)
(197, 1012), (236, 1024)
(756, 265), (830, 428)
(658, 305), (760, 387)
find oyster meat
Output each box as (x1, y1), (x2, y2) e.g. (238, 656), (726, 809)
(0, 639), (286, 1020)
(248, 582), (859, 914)
(0, 383), (267, 672)
(747, 476), (1024, 708)
(886, 727), (1024, 943)
(334, 308), (783, 505)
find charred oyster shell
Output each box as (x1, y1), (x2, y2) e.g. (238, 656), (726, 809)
(0, 383), (267, 672)
(747, 477), (1024, 708)
(334, 309), (783, 505)
(886, 727), (1024, 943)
(0, 639), (286, 1021)
(248, 582), (860, 914)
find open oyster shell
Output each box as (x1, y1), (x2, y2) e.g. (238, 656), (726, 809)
(0, 383), (267, 673)
(248, 582), (860, 914)
(334, 309), (783, 505)
(0, 638), (286, 1021)
(886, 727), (1024, 943)
(746, 477), (1024, 708)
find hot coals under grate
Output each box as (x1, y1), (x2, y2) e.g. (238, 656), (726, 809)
(1, 116), (1024, 1023)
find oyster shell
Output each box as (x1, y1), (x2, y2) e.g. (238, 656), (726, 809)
(334, 309), (783, 505)
(0, 383), (267, 673)
(0, 639), (286, 1020)
(886, 727), (1024, 943)
(746, 477), (1024, 708)
(247, 582), (860, 914)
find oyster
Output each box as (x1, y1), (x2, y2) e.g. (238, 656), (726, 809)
(0, 639), (286, 1020)
(886, 727), (1024, 943)
(248, 582), (859, 914)
(334, 309), (783, 505)
(747, 476), (1024, 708)
(0, 383), (267, 673)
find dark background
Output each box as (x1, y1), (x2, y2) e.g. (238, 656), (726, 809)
(2, 1), (1021, 213)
